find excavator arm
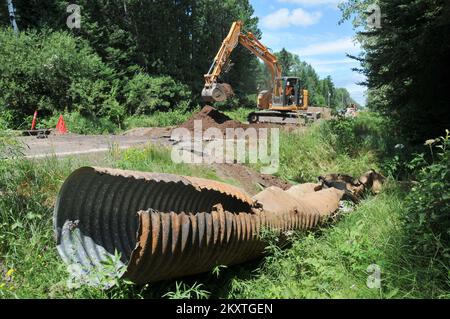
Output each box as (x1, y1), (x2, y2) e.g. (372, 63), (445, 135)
(238, 31), (282, 97)
(202, 20), (282, 102)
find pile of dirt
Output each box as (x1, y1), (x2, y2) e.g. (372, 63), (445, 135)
(213, 163), (292, 195)
(179, 105), (269, 135)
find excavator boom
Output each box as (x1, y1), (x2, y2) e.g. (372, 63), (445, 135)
(202, 20), (282, 102)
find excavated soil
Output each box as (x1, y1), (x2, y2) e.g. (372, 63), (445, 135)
(213, 163), (292, 195)
(179, 105), (271, 136)
(121, 106), (296, 194)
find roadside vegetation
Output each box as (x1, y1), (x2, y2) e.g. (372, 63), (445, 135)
(0, 0), (449, 300)
(1, 113), (449, 298)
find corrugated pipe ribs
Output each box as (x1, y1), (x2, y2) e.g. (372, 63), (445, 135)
(54, 167), (383, 285)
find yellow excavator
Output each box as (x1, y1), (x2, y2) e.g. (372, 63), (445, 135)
(202, 20), (318, 124)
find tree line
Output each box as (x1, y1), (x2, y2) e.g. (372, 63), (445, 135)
(0, 0), (355, 129)
(340, 0), (450, 142)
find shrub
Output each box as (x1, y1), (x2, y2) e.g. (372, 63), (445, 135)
(404, 130), (450, 274)
(123, 73), (191, 115)
(0, 28), (119, 128)
(124, 108), (196, 129)
(328, 112), (394, 157)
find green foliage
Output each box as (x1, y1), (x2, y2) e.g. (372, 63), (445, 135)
(0, 29), (120, 128)
(223, 107), (255, 123)
(123, 74), (191, 115)
(340, 0), (450, 142)
(1, 0), (260, 102)
(124, 108), (196, 130)
(328, 111), (393, 157)
(115, 144), (219, 181)
(0, 29), (196, 132)
(404, 131), (450, 288)
(276, 112), (389, 183)
(163, 282), (210, 299)
(41, 112), (119, 135)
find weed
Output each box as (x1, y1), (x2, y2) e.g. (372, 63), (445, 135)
(163, 282), (210, 299)
(1, 109), (448, 299)
(124, 108), (197, 130)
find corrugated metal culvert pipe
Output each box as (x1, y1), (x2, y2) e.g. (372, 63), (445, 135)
(54, 167), (345, 285)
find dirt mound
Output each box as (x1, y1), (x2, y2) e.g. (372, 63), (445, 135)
(213, 163), (292, 195)
(179, 105), (269, 135)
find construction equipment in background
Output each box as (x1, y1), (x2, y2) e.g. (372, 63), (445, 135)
(55, 115), (68, 134)
(202, 20), (321, 125)
(22, 110), (51, 138)
(344, 103), (359, 118)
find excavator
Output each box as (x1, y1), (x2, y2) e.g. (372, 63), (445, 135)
(202, 20), (320, 124)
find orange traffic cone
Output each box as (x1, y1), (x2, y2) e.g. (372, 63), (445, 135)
(56, 115), (68, 134)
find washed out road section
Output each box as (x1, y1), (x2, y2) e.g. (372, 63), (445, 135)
(21, 134), (171, 159)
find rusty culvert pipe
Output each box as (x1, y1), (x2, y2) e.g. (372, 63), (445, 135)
(54, 167), (344, 285)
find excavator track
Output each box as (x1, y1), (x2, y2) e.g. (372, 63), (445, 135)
(248, 110), (322, 125)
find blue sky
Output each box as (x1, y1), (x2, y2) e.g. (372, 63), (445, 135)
(249, 0), (366, 105)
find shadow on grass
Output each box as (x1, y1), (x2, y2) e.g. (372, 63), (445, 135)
(134, 258), (265, 299)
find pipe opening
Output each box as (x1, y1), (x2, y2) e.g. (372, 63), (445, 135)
(53, 167), (253, 281)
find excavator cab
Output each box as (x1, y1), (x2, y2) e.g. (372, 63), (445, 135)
(259, 77), (308, 111)
(274, 77), (301, 107)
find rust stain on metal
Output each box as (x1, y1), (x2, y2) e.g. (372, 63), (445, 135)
(54, 167), (348, 285)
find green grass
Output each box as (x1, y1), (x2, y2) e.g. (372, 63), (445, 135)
(1, 111), (448, 299)
(276, 123), (378, 183)
(35, 108), (198, 136)
(39, 112), (120, 135)
(0, 144), (232, 298)
(223, 107), (254, 123)
(123, 108), (197, 130)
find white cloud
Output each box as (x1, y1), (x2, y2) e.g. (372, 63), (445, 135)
(307, 58), (356, 66)
(294, 37), (360, 57)
(279, 0), (343, 6)
(344, 83), (367, 105)
(345, 83), (366, 93)
(262, 8), (322, 29)
(305, 58), (357, 74)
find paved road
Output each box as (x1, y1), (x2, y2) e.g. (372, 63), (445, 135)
(19, 128), (282, 162)
(20, 134), (172, 159)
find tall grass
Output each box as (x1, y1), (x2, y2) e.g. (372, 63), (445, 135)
(37, 108), (198, 135)
(0, 111), (448, 299)
(123, 108), (197, 130)
(276, 114), (390, 183)
(226, 184), (409, 298)
(40, 112), (120, 135)
(0, 143), (241, 298)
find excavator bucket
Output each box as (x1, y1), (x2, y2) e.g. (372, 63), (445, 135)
(201, 83), (234, 102)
